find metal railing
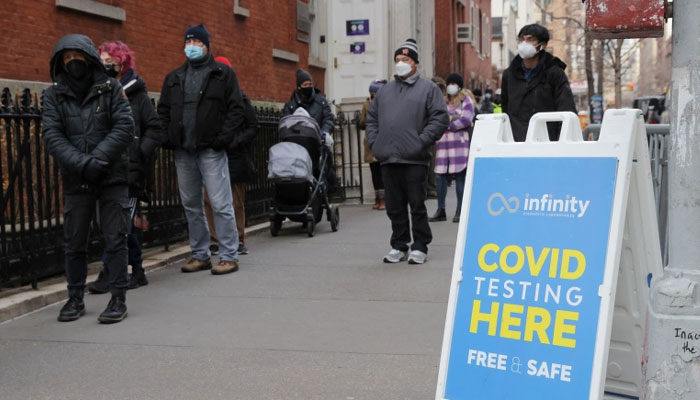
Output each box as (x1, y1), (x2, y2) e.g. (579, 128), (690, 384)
(583, 123), (670, 265)
(0, 88), (364, 289)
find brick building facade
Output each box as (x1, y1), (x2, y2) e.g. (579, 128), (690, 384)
(434, 0), (493, 91)
(0, 0), (323, 103)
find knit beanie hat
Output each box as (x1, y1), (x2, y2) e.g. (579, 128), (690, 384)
(369, 79), (387, 94)
(296, 69), (312, 87)
(185, 23), (210, 49)
(446, 73), (464, 88)
(394, 38), (419, 63)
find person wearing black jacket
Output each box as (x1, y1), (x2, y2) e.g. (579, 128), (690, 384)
(283, 69), (338, 193)
(203, 56), (258, 255)
(158, 24), (245, 275)
(42, 34), (134, 323)
(87, 40), (168, 294)
(501, 24), (577, 142)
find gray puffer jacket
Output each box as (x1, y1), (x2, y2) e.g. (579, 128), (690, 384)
(366, 71), (448, 166)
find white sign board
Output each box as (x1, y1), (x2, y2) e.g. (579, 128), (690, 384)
(435, 110), (662, 400)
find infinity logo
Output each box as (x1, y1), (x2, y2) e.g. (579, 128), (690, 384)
(487, 193), (520, 216)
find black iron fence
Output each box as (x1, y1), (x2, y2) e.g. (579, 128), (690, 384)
(0, 88), (363, 289)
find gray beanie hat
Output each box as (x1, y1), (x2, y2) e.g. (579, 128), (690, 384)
(296, 69), (312, 87)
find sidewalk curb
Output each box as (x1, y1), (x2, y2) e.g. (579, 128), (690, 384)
(0, 221), (271, 323)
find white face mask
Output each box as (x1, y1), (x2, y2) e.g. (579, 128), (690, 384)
(517, 42), (540, 60)
(395, 61), (412, 77)
(446, 84), (459, 96)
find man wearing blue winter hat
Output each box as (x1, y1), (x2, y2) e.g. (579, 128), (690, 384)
(158, 23), (246, 275)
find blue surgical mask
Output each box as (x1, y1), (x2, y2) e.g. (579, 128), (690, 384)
(184, 45), (204, 60)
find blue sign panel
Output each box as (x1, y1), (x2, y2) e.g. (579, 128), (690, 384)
(346, 19), (369, 36)
(351, 42), (366, 54)
(591, 94), (604, 124)
(444, 157), (617, 399)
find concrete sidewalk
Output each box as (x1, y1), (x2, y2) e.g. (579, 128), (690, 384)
(0, 194), (462, 399)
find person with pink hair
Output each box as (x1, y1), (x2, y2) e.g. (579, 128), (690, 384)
(87, 40), (167, 294)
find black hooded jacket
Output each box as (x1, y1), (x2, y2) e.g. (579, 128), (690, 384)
(121, 73), (168, 199)
(157, 55), (246, 151)
(501, 51), (577, 142)
(42, 34), (134, 194)
(282, 88), (334, 135)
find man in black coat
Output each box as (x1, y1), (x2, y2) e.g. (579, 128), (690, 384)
(283, 69), (334, 140)
(501, 24), (577, 142)
(42, 34), (134, 323)
(158, 24), (246, 275)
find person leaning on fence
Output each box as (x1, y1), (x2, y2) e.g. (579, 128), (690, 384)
(87, 40), (168, 295)
(359, 79), (387, 211)
(429, 72), (474, 224)
(42, 34), (134, 323)
(366, 38), (449, 265)
(283, 69), (339, 194)
(157, 23), (245, 275)
(203, 56), (259, 256)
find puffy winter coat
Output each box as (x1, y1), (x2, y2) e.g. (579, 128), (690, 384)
(227, 93), (259, 183)
(282, 88), (334, 135)
(42, 34), (134, 194)
(501, 51), (577, 142)
(157, 56), (246, 151)
(121, 72), (167, 200)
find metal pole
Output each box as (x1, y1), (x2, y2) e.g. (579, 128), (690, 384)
(644, 1), (700, 398)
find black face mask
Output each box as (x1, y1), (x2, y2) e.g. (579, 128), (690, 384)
(66, 59), (88, 79)
(299, 87), (314, 99)
(104, 64), (119, 78)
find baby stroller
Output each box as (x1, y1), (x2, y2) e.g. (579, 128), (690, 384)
(267, 109), (340, 237)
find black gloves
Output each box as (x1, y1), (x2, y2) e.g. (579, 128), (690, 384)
(83, 158), (110, 183)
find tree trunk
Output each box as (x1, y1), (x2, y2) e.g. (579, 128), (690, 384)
(585, 35), (594, 115)
(595, 40), (605, 95)
(614, 39), (623, 107)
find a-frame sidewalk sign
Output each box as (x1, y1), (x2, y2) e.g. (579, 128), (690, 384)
(435, 109), (663, 400)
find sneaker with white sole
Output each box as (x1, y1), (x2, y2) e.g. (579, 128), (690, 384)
(383, 249), (408, 263)
(408, 250), (427, 264)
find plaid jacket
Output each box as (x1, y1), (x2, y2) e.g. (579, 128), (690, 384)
(434, 92), (474, 174)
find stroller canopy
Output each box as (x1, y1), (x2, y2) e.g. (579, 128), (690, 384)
(278, 108), (323, 144)
(268, 142), (314, 183)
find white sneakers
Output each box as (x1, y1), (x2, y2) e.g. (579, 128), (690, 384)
(408, 250), (427, 264)
(383, 249), (408, 263)
(383, 249), (427, 264)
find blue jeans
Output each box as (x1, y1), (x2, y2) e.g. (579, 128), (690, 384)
(174, 149), (238, 262)
(436, 170), (466, 215)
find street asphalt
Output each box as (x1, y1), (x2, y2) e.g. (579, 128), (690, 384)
(0, 193), (462, 399)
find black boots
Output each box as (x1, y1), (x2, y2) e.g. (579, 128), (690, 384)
(58, 293), (127, 323)
(127, 267), (148, 290)
(87, 269), (109, 294)
(90, 267), (148, 292)
(58, 296), (85, 322)
(98, 296), (128, 324)
(429, 208), (447, 222)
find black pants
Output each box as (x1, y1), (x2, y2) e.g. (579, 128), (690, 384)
(369, 161), (384, 191)
(381, 164), (432, 253)
(63, 185), (129, 298)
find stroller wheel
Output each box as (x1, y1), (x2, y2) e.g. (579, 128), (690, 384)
(306, 216), (315, 237)
(330, 207), (339, 232)
(270, 218), (282, 237)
